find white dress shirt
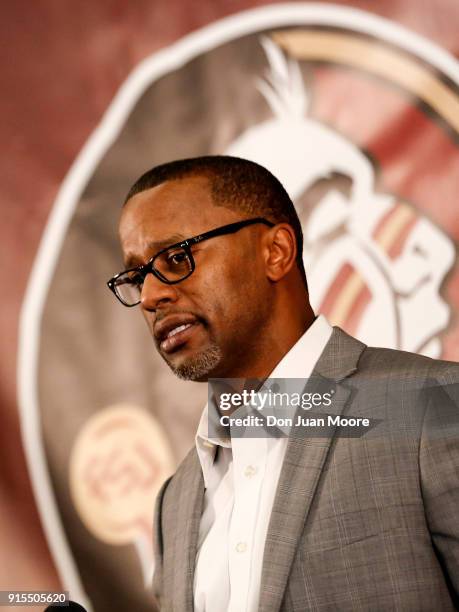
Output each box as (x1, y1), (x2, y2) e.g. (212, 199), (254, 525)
(193, 315), (333, 612)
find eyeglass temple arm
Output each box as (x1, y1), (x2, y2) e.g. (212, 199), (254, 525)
(189, 217), (275, 245)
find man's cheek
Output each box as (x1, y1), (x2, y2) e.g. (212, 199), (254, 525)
(199, 290), (227, 339)
(141, 310), (153, 332)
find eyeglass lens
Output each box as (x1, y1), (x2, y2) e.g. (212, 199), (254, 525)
(114, 246), (193, 305)
(154, 246), (192, 281)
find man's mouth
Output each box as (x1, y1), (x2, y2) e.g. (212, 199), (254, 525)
(154, 315), (202, 354)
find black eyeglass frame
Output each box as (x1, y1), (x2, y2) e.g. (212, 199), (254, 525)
(107, 217), (275, 307)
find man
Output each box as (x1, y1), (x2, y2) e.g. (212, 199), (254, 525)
(108, 156), (459, 611)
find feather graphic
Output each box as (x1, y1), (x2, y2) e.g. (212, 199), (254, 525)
(256, 36), (308, 119)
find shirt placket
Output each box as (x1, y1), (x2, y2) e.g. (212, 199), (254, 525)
(228, 435), (267, 612)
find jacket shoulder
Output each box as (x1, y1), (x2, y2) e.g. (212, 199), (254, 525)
(357, 344), (459, 381)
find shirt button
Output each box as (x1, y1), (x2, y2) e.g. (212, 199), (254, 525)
(244, 465), (258, 478)
(236, 541), (247, 553)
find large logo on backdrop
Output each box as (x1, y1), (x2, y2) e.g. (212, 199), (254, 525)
(226, 35), (456, 356)
(20, 5), (459, 612)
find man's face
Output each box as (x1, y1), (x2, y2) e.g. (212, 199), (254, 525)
(119, 175), (272, 381)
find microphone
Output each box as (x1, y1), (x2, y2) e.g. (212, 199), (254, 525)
(44, 602), (87, 611)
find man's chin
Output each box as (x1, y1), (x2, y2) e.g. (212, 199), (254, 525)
(163, 344), (223, 382)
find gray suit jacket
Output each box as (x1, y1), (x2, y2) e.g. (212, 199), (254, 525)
(152, 327), (459, 611)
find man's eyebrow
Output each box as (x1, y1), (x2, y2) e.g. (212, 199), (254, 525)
(124, 233), (186, 268)
(147, 233), (186, 250)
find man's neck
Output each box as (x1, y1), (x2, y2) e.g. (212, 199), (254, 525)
(211, 305), (316, 415)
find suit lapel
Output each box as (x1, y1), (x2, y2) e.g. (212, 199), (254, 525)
(169, 450), (205, 611)
(258, 327), (366, 612)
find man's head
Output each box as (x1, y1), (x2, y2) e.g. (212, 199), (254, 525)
(117, 156), (311, 381)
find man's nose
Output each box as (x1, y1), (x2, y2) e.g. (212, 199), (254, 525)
(140, 272), (179, 310)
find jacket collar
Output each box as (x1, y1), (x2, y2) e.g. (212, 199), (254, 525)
(314, 325), (366, 381)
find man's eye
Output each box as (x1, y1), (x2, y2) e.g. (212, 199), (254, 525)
(167, 251), (188, 266)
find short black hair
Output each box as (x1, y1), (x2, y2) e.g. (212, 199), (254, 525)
(125, 155), (307, 288)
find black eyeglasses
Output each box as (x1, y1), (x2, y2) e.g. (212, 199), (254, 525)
(107, 217), (275, 307)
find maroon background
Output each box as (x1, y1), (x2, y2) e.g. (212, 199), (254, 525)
(2, 0), (459, 596)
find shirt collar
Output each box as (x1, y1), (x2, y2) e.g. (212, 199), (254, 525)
(268, 314), (332, 380)
(195, 315), (333, 481)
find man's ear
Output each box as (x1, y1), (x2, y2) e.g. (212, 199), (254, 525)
(263, 223), (297, 282)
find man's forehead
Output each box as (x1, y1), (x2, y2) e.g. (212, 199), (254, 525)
(118, 175), (239, 264)
(127, 174), (213, 207)
(119, 172), (243, 232)
(121, 176), (215, 227)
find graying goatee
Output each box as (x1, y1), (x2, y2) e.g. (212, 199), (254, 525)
(167, 343), (223, 381)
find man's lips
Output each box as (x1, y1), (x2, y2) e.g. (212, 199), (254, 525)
(154, 314), (201, 354)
